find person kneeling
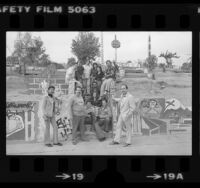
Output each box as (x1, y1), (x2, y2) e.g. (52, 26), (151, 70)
(95, 98), (112, 137)
(85, 99), (109, 142)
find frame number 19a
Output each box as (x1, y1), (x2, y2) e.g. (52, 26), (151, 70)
(147, 173), (184, 181)
(163, 173), (184, 181)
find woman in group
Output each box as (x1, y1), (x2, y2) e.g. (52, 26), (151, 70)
(96, 65), (105, 89)
(100, 60), (116, 98)
(90, 63), (98, 90)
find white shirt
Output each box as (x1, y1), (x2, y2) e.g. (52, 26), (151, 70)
(118, 92), (137, 121)
(65, 66), (75, 83)
(83, 64), (92, 79)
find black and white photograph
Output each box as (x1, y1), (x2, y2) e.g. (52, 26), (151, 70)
(6, 31), (192, 155)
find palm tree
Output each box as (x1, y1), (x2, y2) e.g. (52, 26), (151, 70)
(159, 50), (180, 68)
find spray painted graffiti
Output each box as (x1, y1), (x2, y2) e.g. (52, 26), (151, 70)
(137, 97), (192, 135)
(56, 116), (72, 140)
(6, 101), (36, 112)
(162, 98), (192, 124)
(139, 98), (165, 118)
(6, 101), (37, 141)
(6, 113), (24, 137)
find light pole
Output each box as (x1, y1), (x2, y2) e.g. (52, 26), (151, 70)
(101, 32), (104, 65)
(111, 34), (120, 63)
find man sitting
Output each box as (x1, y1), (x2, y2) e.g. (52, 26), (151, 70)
(96, 98), (112, 133)
(84, 99), (107, 141)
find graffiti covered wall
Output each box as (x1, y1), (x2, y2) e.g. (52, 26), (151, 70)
(6, 101), (39, 141)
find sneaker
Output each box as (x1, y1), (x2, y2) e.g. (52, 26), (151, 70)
(99, 137), (106, 142)
(53, 143), (63, 146)
(123, 143), (131, 147)
(45, 144), (53, 147)
(109, 141), (120, 145)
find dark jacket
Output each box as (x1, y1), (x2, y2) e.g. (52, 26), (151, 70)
(90, 68), (98, 79)
(75, 65), (84, 81)
(96, 71), (105, 81)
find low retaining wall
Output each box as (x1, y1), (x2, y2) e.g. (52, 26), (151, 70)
(26, 76), (68, 95)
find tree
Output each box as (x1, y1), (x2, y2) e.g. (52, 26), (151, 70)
(159, 50), (180, 68)
(145, 54), (158, 72)
(6, 56), (18, 66)
(67, 57), (76, 68)
(11, 32), (49, 74)
(41, 63), (57, 85)
(71, 32), (100, 64)
(159, 63), (166, 72)
(38, 54), (50, 67)
(181, 62), (192, 73)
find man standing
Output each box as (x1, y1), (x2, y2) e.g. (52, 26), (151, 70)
(75, 61), (84, 86)
(110, 84), (137, 147)
(68, 86), (88, 145)
(83, 60), (92, 94)
(42, 86), (63, 147)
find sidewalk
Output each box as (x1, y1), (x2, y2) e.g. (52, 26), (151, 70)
(6, 132), (191, 155)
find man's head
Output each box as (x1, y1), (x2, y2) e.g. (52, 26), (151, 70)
(86, 99), (92, 107)
(47, 86), (55, 96)
(101, 98), (108, 107)
(75, 86), (82, 97)
(121, 84), (128, 96)
(93, 63), (98, 69)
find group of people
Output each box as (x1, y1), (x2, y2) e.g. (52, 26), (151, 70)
(42, 59), (138, 148)
(68, 59), (119, 102)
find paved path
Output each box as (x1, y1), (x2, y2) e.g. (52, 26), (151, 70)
(6, 132), (191, 155)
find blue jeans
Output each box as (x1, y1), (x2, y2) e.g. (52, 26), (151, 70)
(44, 115), (58, 144)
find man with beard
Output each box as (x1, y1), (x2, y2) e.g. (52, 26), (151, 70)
(42, 86), (63, 147)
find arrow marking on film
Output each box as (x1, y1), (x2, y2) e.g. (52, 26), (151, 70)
(146, 174), (162, 180)
(56, 173), (71, 180)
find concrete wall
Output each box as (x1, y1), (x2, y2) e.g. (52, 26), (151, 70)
(26, 76), (68, 95)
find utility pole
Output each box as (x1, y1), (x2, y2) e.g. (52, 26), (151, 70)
(111, 34), (120, 63)
(148, 35), (151, 58)
(101, 32), (104, 65)
(114, 35), (117, 62)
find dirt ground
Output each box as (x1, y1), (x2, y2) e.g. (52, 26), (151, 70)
(116, 72), (192, 107)
(6, 132), (191, 155)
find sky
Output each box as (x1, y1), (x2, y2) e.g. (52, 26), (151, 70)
(6, 31), (192, 66)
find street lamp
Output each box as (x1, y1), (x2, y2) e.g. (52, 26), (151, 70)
(111, 35), (120, 63)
